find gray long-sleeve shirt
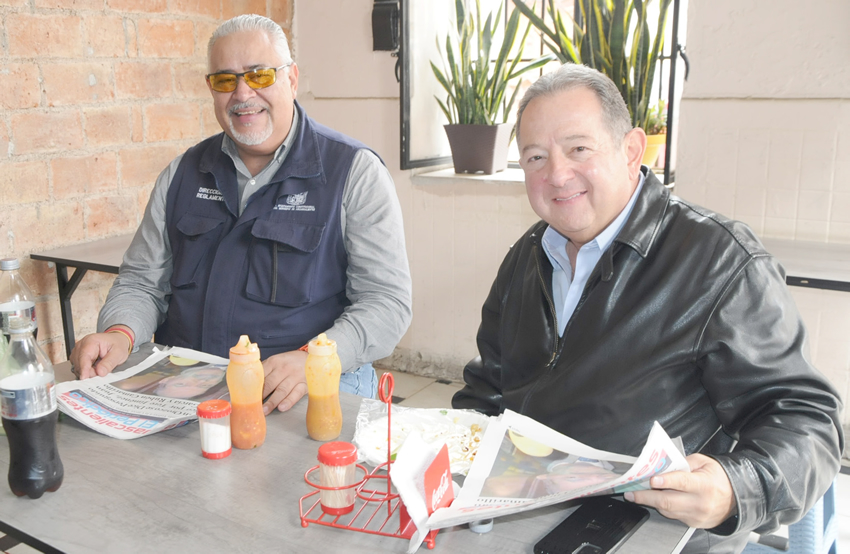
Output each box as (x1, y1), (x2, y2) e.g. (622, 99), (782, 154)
(98, 111), (412, 372)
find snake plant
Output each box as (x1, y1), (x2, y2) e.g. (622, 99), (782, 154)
(431, 0), (554, 126)
(511, 0), (672, 132)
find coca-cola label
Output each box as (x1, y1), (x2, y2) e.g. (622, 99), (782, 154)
(424, 443), (454, 514)
(0, 373), (56, 420)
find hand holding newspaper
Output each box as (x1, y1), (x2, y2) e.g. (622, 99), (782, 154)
(392, 409), (689, 552)
(56, 347), (229, 439)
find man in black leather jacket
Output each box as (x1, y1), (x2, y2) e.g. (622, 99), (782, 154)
(453, 64), (843, 553)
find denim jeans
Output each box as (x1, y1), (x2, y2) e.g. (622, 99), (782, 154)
(339, 362), (377, 399)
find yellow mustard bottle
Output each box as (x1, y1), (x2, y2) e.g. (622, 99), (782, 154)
(226, 335), (266, 449)
(305, 333), (342, 441)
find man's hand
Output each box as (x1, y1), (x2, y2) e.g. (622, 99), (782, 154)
(69, 331), (132, 379)
(262, 350), (309, 414)
(624, 453), (737, 529)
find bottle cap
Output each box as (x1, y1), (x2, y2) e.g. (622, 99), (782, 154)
(229, 335), (260, 363)
(197, 399), (231, 419)
(0, 258), (20, 271)
(308, 333), (337, 357)
(317, 441), (358, 466)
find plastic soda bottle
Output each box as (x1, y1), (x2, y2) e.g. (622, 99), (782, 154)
(0, 258), (38, 340)
(226, 335), (266, 449)
(305, 333), (342, 441)
(0, 324), (63, 498)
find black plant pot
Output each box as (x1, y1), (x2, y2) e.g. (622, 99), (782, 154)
(444, 123), (512, 175)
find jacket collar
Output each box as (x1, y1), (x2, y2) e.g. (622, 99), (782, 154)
(613, 167), (669, 259)
(530, 167), (669, 284)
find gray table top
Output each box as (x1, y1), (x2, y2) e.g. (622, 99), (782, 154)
(30, 234), (134, 274)
(0, 347), (692, 553)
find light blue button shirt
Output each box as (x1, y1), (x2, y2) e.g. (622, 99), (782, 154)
(542, 173), (646, 336)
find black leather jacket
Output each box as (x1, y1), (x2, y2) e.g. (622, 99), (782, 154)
(453, 170), (843, 552)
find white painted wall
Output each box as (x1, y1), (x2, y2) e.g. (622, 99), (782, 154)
(293, 0), (849, 422)
(675, 0), (850, 420)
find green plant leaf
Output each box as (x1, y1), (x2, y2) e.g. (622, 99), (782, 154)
(433, 0), (554, 125)
(513, 0), (672, 132)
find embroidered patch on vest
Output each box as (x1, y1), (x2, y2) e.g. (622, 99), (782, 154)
(275, 191), (316, 211)
(196, 187), (224, 202)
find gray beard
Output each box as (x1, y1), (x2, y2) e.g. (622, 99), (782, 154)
(228, 115), (274, 146)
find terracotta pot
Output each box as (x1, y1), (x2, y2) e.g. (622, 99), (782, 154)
(444, 123), (513, 174)
(642, 133), (667, 168)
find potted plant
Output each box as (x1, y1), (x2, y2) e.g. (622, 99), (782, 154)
(431, 0), (554, 174)
(642, 99), (666, 167)
(511, 0), (672, 137)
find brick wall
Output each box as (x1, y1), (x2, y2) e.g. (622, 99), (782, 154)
(0, 0), (293, 362)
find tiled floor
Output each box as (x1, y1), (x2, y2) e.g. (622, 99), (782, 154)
(378, 368), (850, 553)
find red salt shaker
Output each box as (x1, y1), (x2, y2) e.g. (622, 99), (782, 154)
(197, 400), (232, 459)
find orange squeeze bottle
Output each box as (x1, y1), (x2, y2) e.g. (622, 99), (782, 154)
(305, 333), (343, 441)
(226, 335), (266, 449)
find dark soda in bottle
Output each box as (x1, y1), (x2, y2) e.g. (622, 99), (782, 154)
(1, 325), (63, 499)
(3, 411), (63, 498)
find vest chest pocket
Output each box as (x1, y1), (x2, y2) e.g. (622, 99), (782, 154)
(172, 213), (226, 288)
(246, 219), (326, 307)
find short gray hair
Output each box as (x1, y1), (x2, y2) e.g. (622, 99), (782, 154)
(207, 14), (292, 69)
(516, 64), (633, 144)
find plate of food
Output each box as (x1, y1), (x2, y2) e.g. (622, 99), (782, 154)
(353, 399), (490, 475)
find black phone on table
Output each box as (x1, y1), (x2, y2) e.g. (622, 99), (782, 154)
(533, 496), (650, 554)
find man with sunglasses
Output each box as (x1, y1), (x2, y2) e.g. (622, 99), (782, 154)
(70, 15), (412, 416)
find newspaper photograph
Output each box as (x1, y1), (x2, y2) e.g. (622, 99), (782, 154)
(56, 347), (229, 439)
(422, 409), (690, 532)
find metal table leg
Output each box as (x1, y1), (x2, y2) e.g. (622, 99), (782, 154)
(55, 264), (88, 360)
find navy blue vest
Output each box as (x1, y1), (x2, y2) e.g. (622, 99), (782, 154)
(156, 102), (372, 358)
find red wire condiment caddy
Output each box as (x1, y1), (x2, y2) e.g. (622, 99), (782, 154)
(299, 372), (440, 549)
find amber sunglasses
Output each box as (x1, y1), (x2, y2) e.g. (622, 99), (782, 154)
(206, 64), (291, 93)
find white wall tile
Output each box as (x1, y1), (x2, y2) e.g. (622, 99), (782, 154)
(766, 189), (799, 219)
(830, 193), (850, 223)
(800, 131), (836, 191)
(829, 222), (850, 243)
(834, 160), (850, 193)
(734, 187), (766, 219)
(704, 186), (737, 218)
(763, 217), (796, 239)
(794, 220), (829, 242)
(796, 190), (831, 221)
(767, 131), (802, 190)
(736, 130), (770, 188)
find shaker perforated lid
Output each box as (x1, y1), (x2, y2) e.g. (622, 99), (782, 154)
(1, 258), (21, 271)
(197, 399), (232, 418)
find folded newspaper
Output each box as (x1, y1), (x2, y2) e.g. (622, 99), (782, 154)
(56, 347), (229, 439)
(395, 409), (689, 552)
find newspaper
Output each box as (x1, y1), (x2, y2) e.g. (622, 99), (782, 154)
(56, 346), (229, 440)
(406, 409), (689, 549)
